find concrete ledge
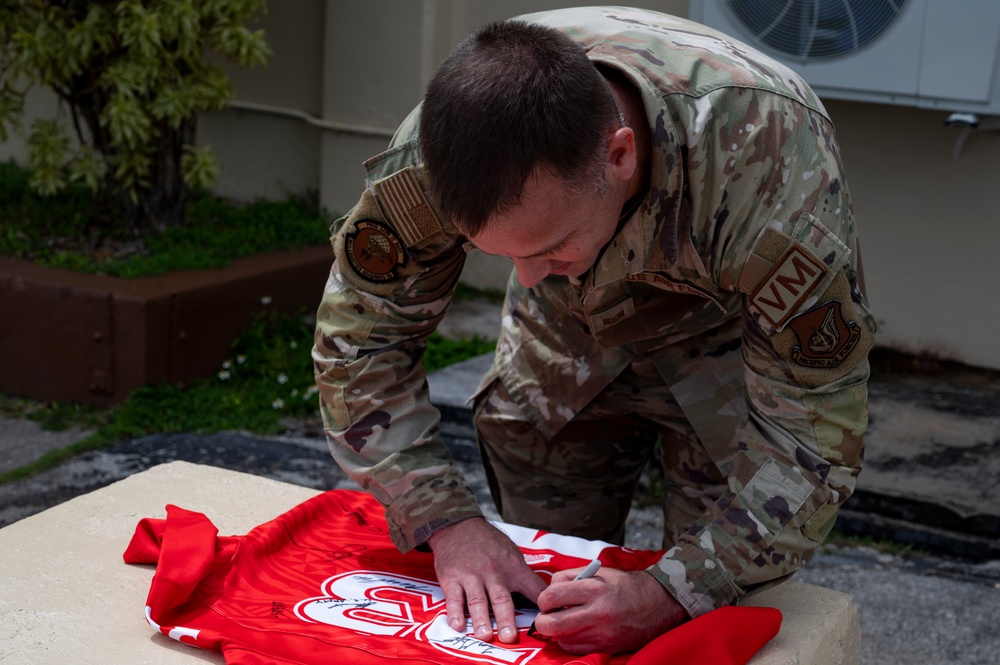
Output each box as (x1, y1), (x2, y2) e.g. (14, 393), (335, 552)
(744, 578), (860, 665)
(0, 462), (859, 664)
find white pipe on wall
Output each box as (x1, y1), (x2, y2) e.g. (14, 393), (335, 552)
(226, 99), (396, 139)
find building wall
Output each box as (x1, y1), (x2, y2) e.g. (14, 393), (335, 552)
(2, 1), (998, 370)
(824, 100), (1000, 368)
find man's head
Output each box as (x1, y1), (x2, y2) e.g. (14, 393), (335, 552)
(419, 19), (621, 238)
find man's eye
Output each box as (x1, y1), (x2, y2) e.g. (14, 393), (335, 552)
(542, 240), (568, 257)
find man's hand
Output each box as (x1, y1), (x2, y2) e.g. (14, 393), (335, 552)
(426, 517), (547, 645)
(532, 567), (688, 654)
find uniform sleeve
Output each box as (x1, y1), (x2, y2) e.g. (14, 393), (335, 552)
(313, 163), (485, 553)
(647, 88), (876, 616)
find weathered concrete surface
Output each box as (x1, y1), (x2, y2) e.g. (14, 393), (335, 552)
(0, 418), (94, 476)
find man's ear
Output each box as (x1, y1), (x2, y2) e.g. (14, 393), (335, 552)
(606, 126), (637, 183)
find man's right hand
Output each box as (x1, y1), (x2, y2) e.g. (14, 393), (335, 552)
(426, 517), (547, 644)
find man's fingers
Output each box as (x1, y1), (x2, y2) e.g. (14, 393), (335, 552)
(537, 577), (602, 613)
(533, 604), (588, 638)
(514, 567), (548, 604)
(464, 584), (496, 642)
(485, 584), (519, 644)
(441, 581), (468, 633)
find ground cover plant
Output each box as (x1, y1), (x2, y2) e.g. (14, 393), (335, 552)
(0, 160), (331, 277)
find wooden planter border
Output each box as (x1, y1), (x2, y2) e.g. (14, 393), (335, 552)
(0, 247), (332, 406)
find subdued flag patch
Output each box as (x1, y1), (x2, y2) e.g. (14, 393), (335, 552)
(372, 167), (442, 248)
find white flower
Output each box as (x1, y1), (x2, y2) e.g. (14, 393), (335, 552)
(271, 398), (284, 409)
(277, 373), (288, 385)
(236, 355), (247, 365)
(222, 360), (231, 369)
(217, 370), (231, 380)
(290, 388), (299, 397)
(289, 341), (298, 349)
(261, 295), (272, 305)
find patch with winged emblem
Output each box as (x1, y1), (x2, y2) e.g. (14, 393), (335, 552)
(787, 300), (861, 368)
(345, 219), (406, 283)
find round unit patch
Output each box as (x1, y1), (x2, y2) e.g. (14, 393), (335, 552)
(345, 219), (406, 283)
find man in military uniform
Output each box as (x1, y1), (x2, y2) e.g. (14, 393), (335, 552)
(313, 6), (875, 655)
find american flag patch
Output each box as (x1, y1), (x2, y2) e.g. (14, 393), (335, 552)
(372, 167), (442, 248)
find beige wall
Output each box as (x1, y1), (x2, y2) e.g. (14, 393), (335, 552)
(206, 0), (326, 202)
(824, 100), (1000, 368)
(2, 1), (998, 370)
(314, 0), (688, 213)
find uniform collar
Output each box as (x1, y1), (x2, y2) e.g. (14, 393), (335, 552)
(582, 55), (686, 295)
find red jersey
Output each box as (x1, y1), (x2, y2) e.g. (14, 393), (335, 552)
(124, 489), (779, 665)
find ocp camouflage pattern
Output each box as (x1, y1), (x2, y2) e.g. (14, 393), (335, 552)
(313, 6), (876, 618)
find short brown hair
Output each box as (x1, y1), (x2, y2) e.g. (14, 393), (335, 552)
(419, 20), (619, 236)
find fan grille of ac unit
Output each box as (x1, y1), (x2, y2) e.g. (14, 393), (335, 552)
(724, 0), (908, 61)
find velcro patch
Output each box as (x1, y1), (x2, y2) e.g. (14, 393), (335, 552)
(750, 243), (827, 329)
(588, 299), (635, 333)
(771, 272), (875, 386)
(345, 219), (406, 283)
(787, 300), (862, 368)
(372, 167), (442, 248)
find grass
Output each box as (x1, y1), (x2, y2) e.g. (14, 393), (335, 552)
(0, 160), (332, 278)
(0, 304), (497, 484)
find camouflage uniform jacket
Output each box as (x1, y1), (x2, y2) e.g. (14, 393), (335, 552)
(314, 6), (876, 618)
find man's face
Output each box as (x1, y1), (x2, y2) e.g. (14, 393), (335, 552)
(468, 168), (623, 289)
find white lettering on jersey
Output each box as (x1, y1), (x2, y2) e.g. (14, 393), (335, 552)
(522, 553), (554, 566)
(294, 571), (541, 665)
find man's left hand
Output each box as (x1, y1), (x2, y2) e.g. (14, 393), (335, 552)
(532, 567), (688, 654)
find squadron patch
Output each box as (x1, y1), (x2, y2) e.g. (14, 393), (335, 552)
(345, 219), (406, 283)
(787, 300), (861, 368)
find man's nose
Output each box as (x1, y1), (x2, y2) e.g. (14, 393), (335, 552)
(513, 258), (548, 289)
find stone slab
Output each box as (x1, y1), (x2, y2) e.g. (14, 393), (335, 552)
(0, 461), (858, 665)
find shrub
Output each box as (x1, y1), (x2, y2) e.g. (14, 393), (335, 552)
(0, 0), (271, 235)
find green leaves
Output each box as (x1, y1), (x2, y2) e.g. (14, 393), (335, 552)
(211, 23), (271, 67)
(69, 146), (106, 192)
(0, 0), (272, 233)
(0, 84), (26, 142)
(116, 2), (162, 61)
(0, 160), (332, 279)
(26, 118), (70, 195)
(103, 93), (152, 149)
(181, 145), (219, 191)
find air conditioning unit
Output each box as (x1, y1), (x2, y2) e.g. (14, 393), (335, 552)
(688, 0), (1000, 115)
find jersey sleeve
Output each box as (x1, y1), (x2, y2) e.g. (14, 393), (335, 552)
(313, 154), (485, 553)
(647, 87), (876, 616)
